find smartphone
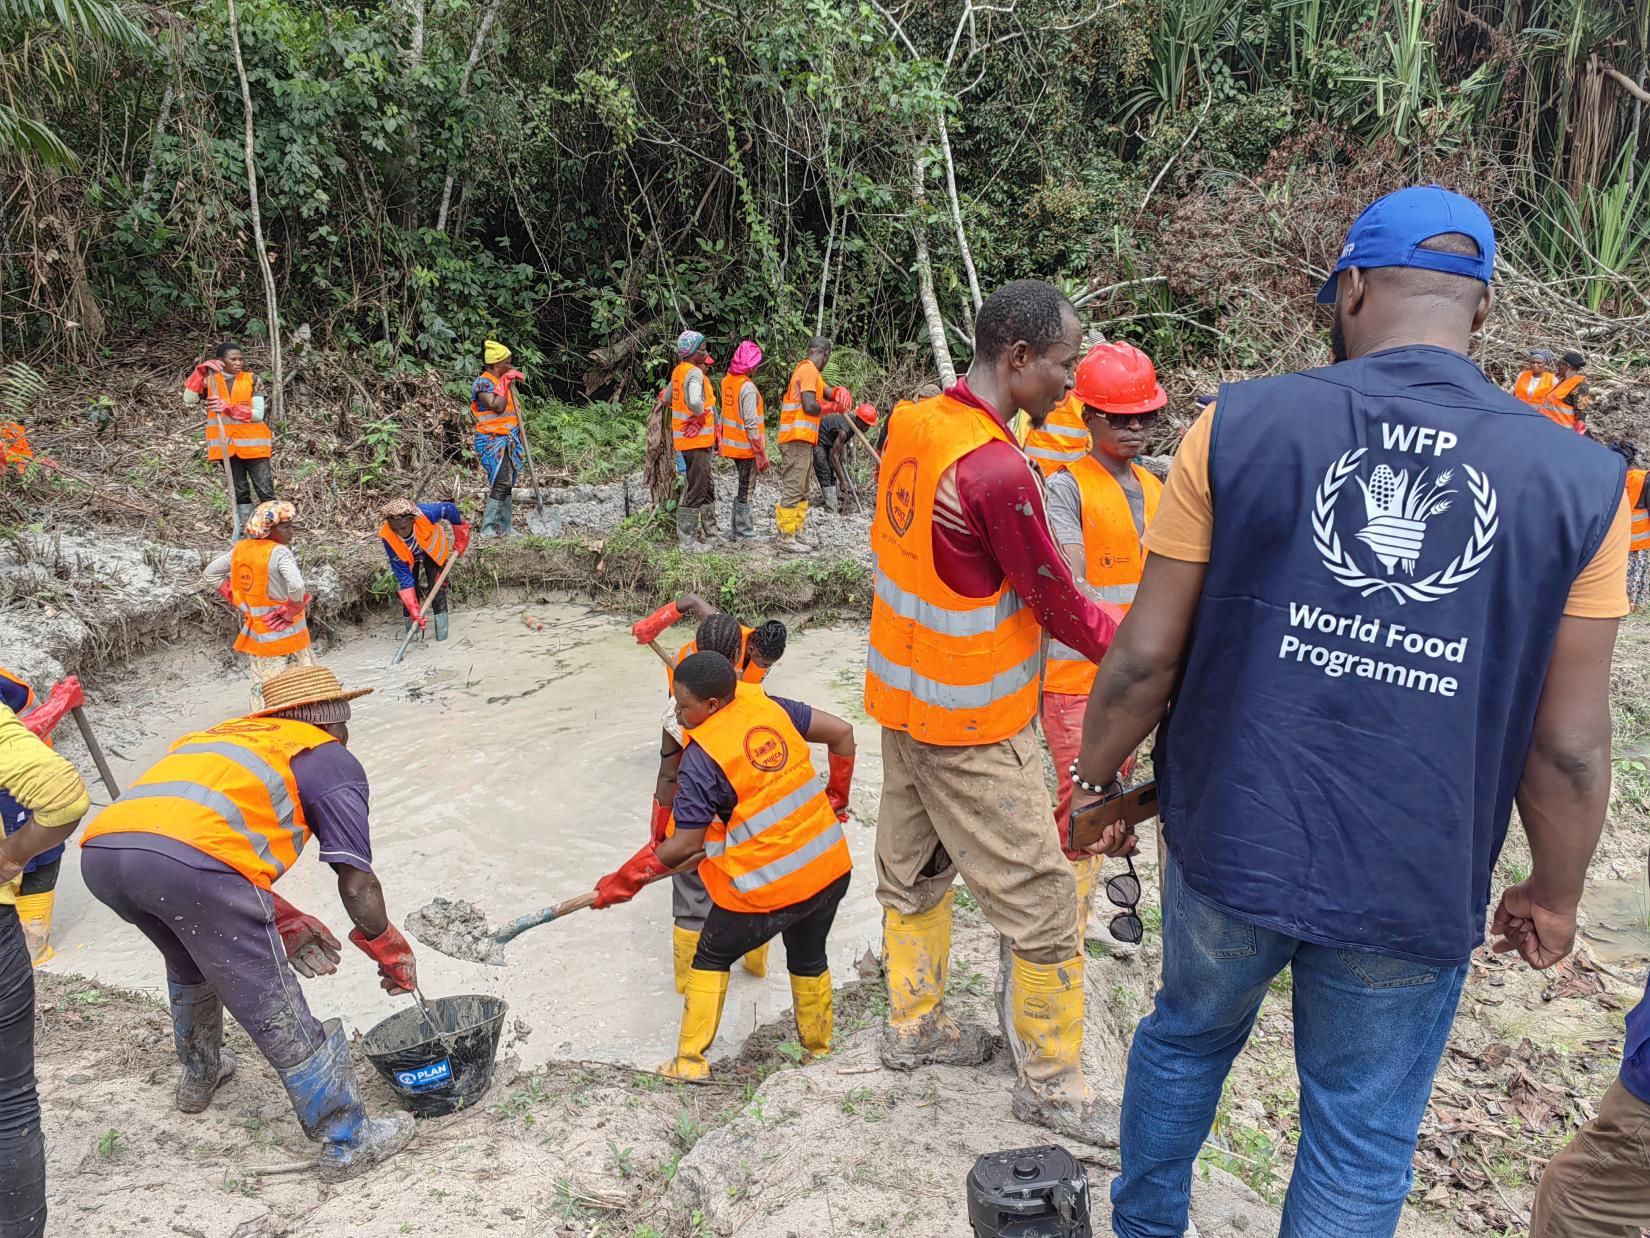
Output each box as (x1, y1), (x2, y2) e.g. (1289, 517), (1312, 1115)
(1066, 781), (1159, 853)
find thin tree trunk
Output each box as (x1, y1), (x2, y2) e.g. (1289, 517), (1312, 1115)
(134, 83), (176, 213)
(912, 147), (956, 387)
(816, 206), (836, 336)
(435, 0), (506, 234)
(407, 0), (425, 63)
(226, 0), (283, 426)
(934, 111), (982, 312)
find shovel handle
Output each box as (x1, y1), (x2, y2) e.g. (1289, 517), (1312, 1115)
(490, 854), (704, 945)
(71, 706), (121, 801)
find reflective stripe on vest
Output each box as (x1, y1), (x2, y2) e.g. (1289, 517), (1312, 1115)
(865, 393), (1044, 745)
(671, 362), (716, 452)
(1512, 371), (1554, 406)
(778, 360), (823, 445)
(718, 373), (760, 459)
(80, 717), (334, 888)
(1540, 374), (1586, 430)
(205, 372), (270, 461)
(687, 683), (849, 912)
(230, 538), (311, 657)
(379, 512), (452, 568)
(1631, 471), (1650, 553)
(1022, 395), (1090, 478)
(472, 375), (520, 437)
(1044, 455), (1162, 696)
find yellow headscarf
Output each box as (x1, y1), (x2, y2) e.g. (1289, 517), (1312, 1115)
(484, 340), (511, 365)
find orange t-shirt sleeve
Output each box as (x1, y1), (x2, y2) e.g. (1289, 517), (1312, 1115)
(1563, 492), (1630, 619)
(1141, 406), (1216, 563)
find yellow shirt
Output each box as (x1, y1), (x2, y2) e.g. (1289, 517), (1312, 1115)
(0, 705), (90, 904)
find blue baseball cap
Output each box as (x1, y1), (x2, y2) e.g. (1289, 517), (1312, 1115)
(1316, 186), (1496, 304)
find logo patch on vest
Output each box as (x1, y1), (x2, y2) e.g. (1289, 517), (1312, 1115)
(209, 719), (284, 735)
(886, 459), (918, 537)
(1312, 446), (1498, 604)
(744, 726), (789, 772)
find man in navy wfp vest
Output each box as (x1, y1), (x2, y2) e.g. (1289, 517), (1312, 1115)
(1071, 185), (1629, 1236)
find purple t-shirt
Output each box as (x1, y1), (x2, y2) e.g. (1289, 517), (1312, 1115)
(83, 740), (374, 875)
(673, 697), (813, 833)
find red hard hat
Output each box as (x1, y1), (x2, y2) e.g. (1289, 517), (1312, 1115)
(1073, 342), (1167, 415)
(854, 402), (878, 426)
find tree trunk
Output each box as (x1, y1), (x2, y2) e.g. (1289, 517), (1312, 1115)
(435, 0), (506, 234)
(226, 0), (284, 427)
(816, 206), (837, 336)
(134, 83), (176, 214)
(911, 147), (956, 387)
(935, 111), (982, 312)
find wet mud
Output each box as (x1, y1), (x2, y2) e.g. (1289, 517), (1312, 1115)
(404, 896), (509, 966)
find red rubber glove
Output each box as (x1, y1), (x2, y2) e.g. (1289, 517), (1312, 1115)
(226, 403), (253, 423)
(451, 522), (472, 557)
(649, 797), (673, 846)
(349, 923), (418, 994)
(826, 385), (853, 415)
(632, 602), (681, 646)
(271, 893), (342, 978)
(754, 441), (770, 473)
(216, 578), (234, 604)
(264, 593), (312, 632)
(19, 676), (84, 741)
(206, 394), (226, 414)
(593, 841), (671, 909)
(496, 369), (526, 395)
(398, 586), (427, 629)
(826, 752), (854, 823)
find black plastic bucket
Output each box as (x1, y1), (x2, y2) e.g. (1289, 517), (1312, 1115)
(361, 994), (508, 1118)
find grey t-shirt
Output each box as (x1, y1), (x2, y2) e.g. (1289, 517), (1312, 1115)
(1046, 466), (1147, 554)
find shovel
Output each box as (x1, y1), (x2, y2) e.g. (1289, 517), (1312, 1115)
(491, 853), (704, 945)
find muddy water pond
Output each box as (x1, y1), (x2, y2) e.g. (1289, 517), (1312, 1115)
(48, 603), (882, 1069)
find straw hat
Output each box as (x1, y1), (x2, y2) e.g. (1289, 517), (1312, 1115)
(250, 665), (373, 720)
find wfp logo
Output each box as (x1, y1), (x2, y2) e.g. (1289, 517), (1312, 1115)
(395, 1058), (453, 1092)
(1312, 448), (1499, 604)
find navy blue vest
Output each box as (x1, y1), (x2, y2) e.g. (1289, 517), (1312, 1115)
(1159, 346), (1622, 965)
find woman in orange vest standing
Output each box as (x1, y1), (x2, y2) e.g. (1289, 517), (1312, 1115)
(719, 339), (769, 540)
(473, 340), (527, 536)
(1041, 344), (1165, 935)
(203, 501), (315, 708)
(593, 651), (856, 1078)
(775, 336), (832, 552)
(184, 342), (274, 530)
(671, 330), (724, 551)
(1511, 348), (1557, 406)
(1540, 349), (1592, 434)
(377, 497), (471, 642)
(79, 666), (418, 1181)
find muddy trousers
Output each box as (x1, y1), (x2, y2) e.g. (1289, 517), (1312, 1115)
(778, 441), (814, 508)
(409, 553), (449, 616)
(228, 456), (276, 508)
(1530, 1078), (1650, 1237)
(247, 645), (317, 710)
(0, 907), (44, 1238)
(81, 844), (326, 1069)
(733, 457), (755, 502)
(693, 873), (850, 976)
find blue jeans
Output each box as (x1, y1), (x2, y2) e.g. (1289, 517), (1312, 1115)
(1111, 858), (1468, 1238)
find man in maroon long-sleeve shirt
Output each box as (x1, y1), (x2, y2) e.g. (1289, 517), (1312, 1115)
(866, 279), (1121, 1143)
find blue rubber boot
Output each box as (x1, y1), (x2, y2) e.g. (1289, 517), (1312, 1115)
(479, 498), (503, 538)
(499, 494), (515, 536)
(433, 612), (450, 641)
(277, 1021), (414, 1182)
(169, 981), (236, 1114)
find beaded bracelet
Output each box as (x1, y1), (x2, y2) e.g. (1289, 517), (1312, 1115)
(1069, 761), (1120, 798)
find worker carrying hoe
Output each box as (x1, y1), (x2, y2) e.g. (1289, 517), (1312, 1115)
(78, 665), (420, 1181)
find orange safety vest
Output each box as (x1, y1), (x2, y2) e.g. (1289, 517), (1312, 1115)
(779, 360), (825, 446)
(718, 373), (761, 460)
(1044, 456), (1162, 696)
(685, 682), (849, 913)
(81, 717), (334, 888)
(230, 538), (311, 658)
(667, 626), (767, 694)
(205, 372), (271, 461)
(1, 422), (35, 474)
(865, 393), (1044, 746)
(378, 511), (452, 569)
(0, 667), (36, 715)
(1021, 394), (1091, 478)
(1540, 374), (1587, 431)
(472, 373), (521, 438)
(671, 362), (716, 452)
(1512, 370), (1555, 406)
(1629, 470), (1650, 554)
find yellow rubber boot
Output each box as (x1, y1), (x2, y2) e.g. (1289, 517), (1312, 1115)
(672, 925), (701, 995)
(880, 890), (993, 1070)
(658, 968), (729, 1080)
(740, 940), (770, 978)
(15, 890), (55, 967)
(790, 970), (834, 1058)
(1071, 854), (1102, 943)
(1007, 953), (1119, 1145)
(773, 503), (795, 535)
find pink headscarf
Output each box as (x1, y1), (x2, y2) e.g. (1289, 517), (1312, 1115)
(728, 340), (763, 376)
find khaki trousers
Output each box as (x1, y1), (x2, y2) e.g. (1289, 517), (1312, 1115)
(1530, 1078), (1650, 1237)
(778, 440), (814, 508)
(874, 723), (1079, 964)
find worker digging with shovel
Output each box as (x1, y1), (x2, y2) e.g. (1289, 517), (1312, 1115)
(77, 665), (419, 1181)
